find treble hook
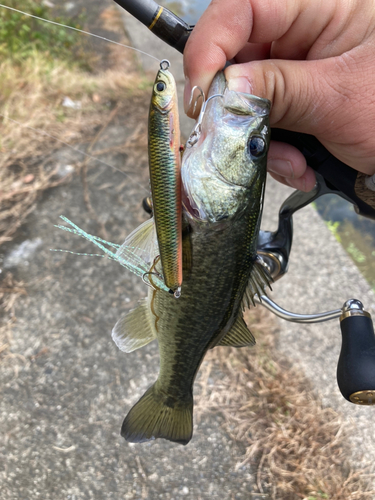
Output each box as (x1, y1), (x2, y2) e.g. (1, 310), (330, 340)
(188, 85), (205, 116)
(142, 271), (161, 290)
(186, 92), (224, 148)
(142, 255), (164, 291)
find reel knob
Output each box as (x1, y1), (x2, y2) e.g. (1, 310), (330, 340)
(337, 300), (375, 405)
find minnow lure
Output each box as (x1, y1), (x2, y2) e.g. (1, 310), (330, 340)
(53, 60), (183, 296)
(148, 59), (182, 298)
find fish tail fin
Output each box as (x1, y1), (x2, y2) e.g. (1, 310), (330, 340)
(121, 384), (193, 445)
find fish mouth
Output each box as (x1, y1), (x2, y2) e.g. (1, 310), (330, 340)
(182, 189), (203, 221)
(207, 72), (271, 115)
(224, 91), (271, 117)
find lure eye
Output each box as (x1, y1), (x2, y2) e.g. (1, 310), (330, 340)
(156, 81), (166, 92)
(248, 135), (266, 158)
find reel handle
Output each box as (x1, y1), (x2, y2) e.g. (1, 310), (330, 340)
(337, 300), (375, 405)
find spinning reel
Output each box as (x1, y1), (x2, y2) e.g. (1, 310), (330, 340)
(257, 173), (375, 405)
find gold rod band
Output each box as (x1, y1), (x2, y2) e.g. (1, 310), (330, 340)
(149, 7), (163, 31)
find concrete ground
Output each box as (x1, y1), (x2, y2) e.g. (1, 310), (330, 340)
(1, 1), (375, 499)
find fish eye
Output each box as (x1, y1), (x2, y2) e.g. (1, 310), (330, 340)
(156, 81), (166, 92)
(248, 135), (266, 158)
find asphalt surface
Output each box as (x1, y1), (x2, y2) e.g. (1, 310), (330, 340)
(1, 1), (375, 498)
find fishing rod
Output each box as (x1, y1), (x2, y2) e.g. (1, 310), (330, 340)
(113, 0), (193, 53)
(114, 0), (375, 407)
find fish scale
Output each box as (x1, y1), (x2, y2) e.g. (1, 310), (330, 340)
(153, 203), (262, 398)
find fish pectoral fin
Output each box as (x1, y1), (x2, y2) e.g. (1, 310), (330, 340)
(116, 217), (158, 269)
(111, 299), (156, 353)
(242, 257), (273, 309)
(121, 384), (193, 445)
(216, 315), (255, 348)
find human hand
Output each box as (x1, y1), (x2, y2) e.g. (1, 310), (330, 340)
(183, 0), (375, 192)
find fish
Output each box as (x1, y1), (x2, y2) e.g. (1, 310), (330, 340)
(113, 71), (272, 445)
(148, 60), (182, 297)
(18, 6), (272, 445)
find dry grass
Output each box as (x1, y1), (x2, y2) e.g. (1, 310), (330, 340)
(0, 3), (151, 374)
(196, 308), (374, 499)
(0, 51), (150, 246)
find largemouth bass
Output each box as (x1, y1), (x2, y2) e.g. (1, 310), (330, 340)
(148, 60), (182, 297)
(114, 72), (272, 445)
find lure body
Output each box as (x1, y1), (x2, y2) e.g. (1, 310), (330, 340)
(148, 60), (182, 296)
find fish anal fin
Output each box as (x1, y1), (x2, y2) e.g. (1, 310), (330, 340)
(217, 315), (255, 348)
(121, 384), (193, 445)
(112, 299), (155, 353)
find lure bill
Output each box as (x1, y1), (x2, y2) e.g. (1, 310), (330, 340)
(148, 60), (182, 297)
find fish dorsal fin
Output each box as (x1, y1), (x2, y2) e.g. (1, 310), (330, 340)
(112, 299), (156, 353)
(217, 315), (255, 348)
(242, 257), (273, 309)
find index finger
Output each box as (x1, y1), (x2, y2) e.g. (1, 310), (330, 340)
(183, 0), (327, 114)
(183, 0), (251, 113)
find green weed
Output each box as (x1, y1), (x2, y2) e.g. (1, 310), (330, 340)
(0, 0), (81, 62)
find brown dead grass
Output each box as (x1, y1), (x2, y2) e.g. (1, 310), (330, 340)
(0, 5), (151, 368)
(196, 307), (374, 499)
(0, 51), (150, 246)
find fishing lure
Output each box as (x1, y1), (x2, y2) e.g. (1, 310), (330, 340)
(51, 60), (183, 297)
(148, 59), (182, 298)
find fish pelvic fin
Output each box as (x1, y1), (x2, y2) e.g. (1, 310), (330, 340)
(112, 299), (155, 353)
(242, 256), (273, 309)
(121, 385), (193, 445)
(216, 314), (255, 348)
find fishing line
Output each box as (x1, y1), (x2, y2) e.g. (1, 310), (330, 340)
(0, 3), (160, 62)
(0, 114), (149, 193)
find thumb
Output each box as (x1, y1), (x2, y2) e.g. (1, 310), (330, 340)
(225, 58), (345, 136)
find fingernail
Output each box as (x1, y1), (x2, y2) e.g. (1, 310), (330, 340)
(184, 77), (192, 114)
(267, 159), (294, 178)
(227, 76), (252, 94)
